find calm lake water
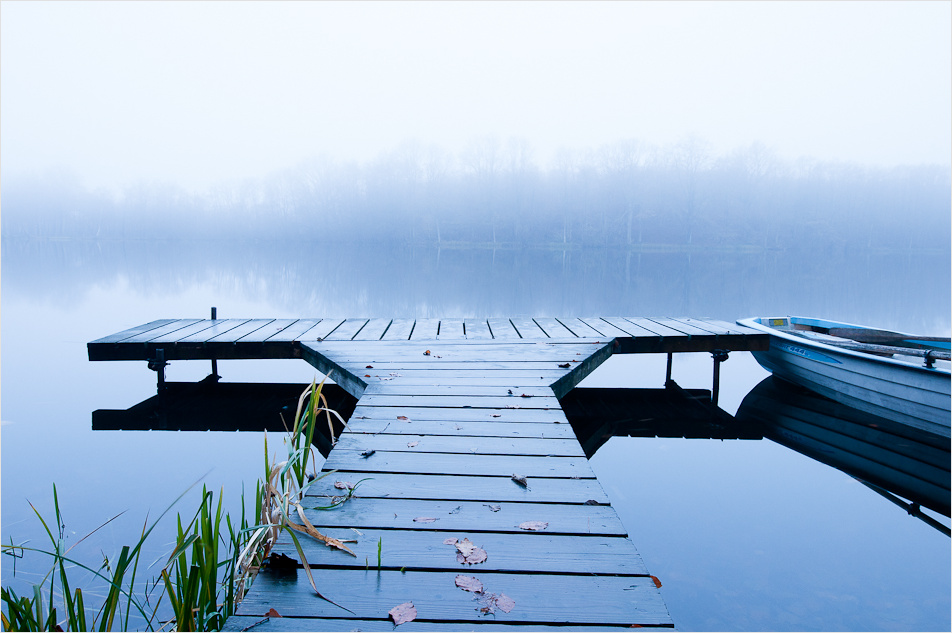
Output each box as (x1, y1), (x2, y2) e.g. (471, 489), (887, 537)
(2, 239), (949, 631)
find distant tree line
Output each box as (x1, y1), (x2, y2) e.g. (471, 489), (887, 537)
(3, 138), (950, 250)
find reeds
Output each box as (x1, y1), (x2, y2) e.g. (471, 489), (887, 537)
(2, 379), (353, 631)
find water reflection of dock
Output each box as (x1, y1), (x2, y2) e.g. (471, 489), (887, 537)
(89, 316), (767, 630)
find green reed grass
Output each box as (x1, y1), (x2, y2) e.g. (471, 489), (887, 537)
(2, 379), (355, 631)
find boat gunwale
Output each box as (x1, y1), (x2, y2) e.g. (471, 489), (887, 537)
(737, 316), (951, 377)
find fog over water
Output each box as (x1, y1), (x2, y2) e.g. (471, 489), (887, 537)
(2, 2), (951, 631)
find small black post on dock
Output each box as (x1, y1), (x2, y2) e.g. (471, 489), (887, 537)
(210, 307), (220, 382)
(665, 352), (674, 387)
(711, 349), (729, 405)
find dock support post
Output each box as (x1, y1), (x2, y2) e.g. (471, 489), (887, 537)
(210, 307), (220, 382)
(665, 353), (674, 387)
(148, 348), (168, 394)
(711, 349), (729, 405)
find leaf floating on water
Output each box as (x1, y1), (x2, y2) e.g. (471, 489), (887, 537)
(413, 517), (439, 523)
(407, 441), (419, 447)
(360, 449), (376, 458)
(511, 474), (528, 488)
(558, 363), (571, 368)
(455, 575), (484, 593)
(518, 521), (548, 531)
(443, 537), (458, 545)
(334, 481), (354, 490)
(389, 601), (417, 626)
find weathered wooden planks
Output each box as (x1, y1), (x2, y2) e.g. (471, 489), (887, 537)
(234, 569), (671, 626)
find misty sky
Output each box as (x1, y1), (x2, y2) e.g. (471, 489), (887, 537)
(2, 1), (949, 194)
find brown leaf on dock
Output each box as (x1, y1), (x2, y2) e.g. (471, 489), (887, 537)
(334, 481), (354, 490)
(651, 575), (663, 588)
(424, 350), (431, 355)
(455, 538), (488, 564)
(455, 575), (484, 593)
(366, 365), (373, 368)
(517, 521), (548, 531)
(389, 602), (417, 626)
(397, 415), (409, 420)
(364, 374), (371, 377)
(266, 608), (282, 617)
(511, 474), (528, 488)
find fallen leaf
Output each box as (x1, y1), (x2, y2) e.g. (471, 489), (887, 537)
(455, 538), (488, 564)
(558, 363), (571, 368)
(485, 504), (501, 512)
(518, 521), (549, 531)
(413, 517), (439, 523)
(507, 389), (513, 394)
(443, 537), (458, 545)
(511, 474), (528, 488)
(397, 415), (409, 420)
(520, 393), (532, 398)
(360, 449), (375, 458)
(266, 608), (282, 617)
(583, 499), (599, 505)
(491, 414), (502, 418)
(494, 593), (515, 613)
(455, 575), (484, 593)
(448, 505), (462, 514)
(389, 602), (417, 626)
(364, 374), (371, 377)
(366, 365), (373, 369)
(407, 441), (419, 447)
(424, 350), (431, 355)
(334, 481), (354, 490)
(651, 575), (663, 588)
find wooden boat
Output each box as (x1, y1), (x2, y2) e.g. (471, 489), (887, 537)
(736, 316), (951, 437)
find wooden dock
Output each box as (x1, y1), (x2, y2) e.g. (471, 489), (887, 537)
(88, 317), (768, 630)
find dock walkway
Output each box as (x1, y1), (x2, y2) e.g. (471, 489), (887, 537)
(88, 317), (768, 630)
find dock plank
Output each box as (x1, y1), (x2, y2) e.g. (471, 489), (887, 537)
(332, 433), (585, 457)
(464, 319), (494, 340)
(234, 569), (670, 626)
(270, 528), (648, 575)
(235, 318), (298, 342)
(354, 318), (392, 341)
(118, 319), (204, 343)
(299, 318), (347, 341)
(510, 317), (549, 339)
(487, 318), (521, 339)
(350, 406), (568, 424)
(324, 450), (595, 479)
(305, 472), (610, 504)
(325, 318), (370, 341)
(438, 319), (466, 340)
(265, 318), (324, 342)
(381, 319), (415, 340)
(355, 394), (561, 409)
(534, 317), (578, 338)
(285, 498), (627, 536)
(410, 319), (441, 340)
(343, 418), (579, 440)
(206, 319), (274, 342)
(361, 384), (555, 397)
(89, 319), (177, 344)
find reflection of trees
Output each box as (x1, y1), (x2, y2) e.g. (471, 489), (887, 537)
(3, 138), (950, 252)
(2, 238), (949, 337)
